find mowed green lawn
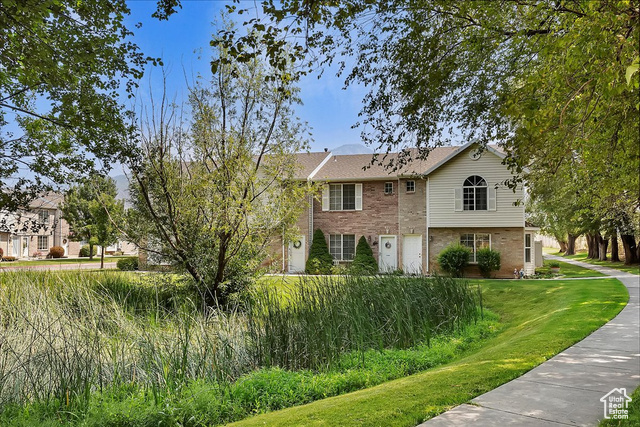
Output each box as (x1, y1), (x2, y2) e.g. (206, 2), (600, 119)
(230, 277), (628, 426)
(537, 258), (606, 278)
(544, 248), (640, 275)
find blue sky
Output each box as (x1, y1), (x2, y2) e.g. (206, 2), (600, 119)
(126, 0), (367, 153)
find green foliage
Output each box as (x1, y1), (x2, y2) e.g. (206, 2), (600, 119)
(305, 229), (333, 274)
(127, 31), (312, 306)
(47, 246), (64, 259)
(548, 261), (560, 268)
(476, 248), (501, 278)
(116, 257), (139, 271)
(248, 275), (480, 371)
(0, 273), (626, 426)
(222, 1), (640, 263)
(61, 176), (123, 262)
(78, 245), (97, 258)
(349, 236), (378, 275)
(437, 244), (471, 277)
(0, 0), (174, 210)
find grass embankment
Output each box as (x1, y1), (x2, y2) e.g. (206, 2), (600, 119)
(0, 256), (136, 267)
(0, 272), (483, 426)
(536, 258), (606, 278)
(230, 277), (628, 426)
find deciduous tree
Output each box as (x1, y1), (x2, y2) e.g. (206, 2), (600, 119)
(0, 0), (175, 211)
(127, 34), (311, 306)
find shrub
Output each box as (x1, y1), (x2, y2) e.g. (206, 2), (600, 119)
(548, 261), (560, 268)
(350, 236), (378, 275)
(79, 244), (97, 257)
(117, 257), (139, 271)
(437, 244), (471, 277)
(305, 229), (333, 274)
(476, 248), (501, 278)
(48, 246), (65, 258)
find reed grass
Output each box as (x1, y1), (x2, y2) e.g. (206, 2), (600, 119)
(0, 271), (481, 424)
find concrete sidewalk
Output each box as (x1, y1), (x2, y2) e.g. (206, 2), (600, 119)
(0, 262), (117, 271)
(420, 256), (640, 426)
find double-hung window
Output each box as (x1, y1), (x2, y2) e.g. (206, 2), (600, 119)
(37, 236), (49, 251)
(38, 210), (50, 224)
(460, 233), (490, 263)
(384, 182), (393, 195)
(329, 184), (355, 210)
(329, 234), (356, 261)
(323, 184), (362, 211)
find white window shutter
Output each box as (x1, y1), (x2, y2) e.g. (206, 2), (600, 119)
(488, 187), (497, 211)
(322, 185), (330, 211)
(355, 183), (363, 210)
(454, 187), (462, 211)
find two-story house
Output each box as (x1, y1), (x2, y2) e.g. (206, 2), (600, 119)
(277, 142), (540, 278)
(0, 194), (81, 258)
(0, 193), (137, 259)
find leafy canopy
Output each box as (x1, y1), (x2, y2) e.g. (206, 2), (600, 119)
(127, 26), (312, 306)
(0, 0), (174, 210)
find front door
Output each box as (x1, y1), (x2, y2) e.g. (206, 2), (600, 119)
(12, 236), (20, 257)
(21, 237), (29, 258)
(379, 235), (397, 273)
(524, 232), (534, 275)
(288, 236), (306, 273)
(402, 235), (422, 274)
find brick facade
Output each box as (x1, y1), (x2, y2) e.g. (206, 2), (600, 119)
(428, 227), (525, 278)
(269, 145), (527, 275)
(312, 181), (399, 264)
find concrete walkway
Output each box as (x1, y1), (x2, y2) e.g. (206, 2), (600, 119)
(0, 262), (117, 271)
(420, 256), (640, 426)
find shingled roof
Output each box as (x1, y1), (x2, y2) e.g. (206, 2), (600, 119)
(294, 146), (458, 181)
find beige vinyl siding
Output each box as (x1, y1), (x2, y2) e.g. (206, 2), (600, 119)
(428, 146), (524, 227)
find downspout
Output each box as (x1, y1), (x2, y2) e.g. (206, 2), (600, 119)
(282, 224), (286, 273)
(426, 177), (430, 273)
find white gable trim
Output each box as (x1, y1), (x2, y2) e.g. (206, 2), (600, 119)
(307, 152), (333, 180)
(423, 142), (507, 176)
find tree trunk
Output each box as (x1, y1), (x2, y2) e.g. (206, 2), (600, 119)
(586, 233), (599, 259)
(566, 234), (578, 256)
(610, 231), (620, 262)
(100, 247), (104, 269)
(89, 242), (94, 260)
(620, 234), (639, 265)
(558, 240), (568, 253)
(598, 235), (608, 261)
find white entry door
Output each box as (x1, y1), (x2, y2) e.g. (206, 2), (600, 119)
(21, 237), (29, 258)
(379, 235), (397, 273)
(12, 236), (20, 257)
(288, 236), (306, 273)
(402, 235), (422, 274)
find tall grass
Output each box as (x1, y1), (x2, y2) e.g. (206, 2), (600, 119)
(0, 271), (480, 416)
(248, 275), (479, 370)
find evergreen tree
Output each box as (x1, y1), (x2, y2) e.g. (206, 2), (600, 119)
(350, 236), (378, 275)
(305, 229), (333, 274)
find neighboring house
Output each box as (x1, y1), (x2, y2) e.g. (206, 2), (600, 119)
(0, 193), (136, 259)
(276, 142), (541, 278)
(0, 194), (80, 258)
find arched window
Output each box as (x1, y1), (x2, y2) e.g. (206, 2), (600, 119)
(463, 175), (487, 211)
